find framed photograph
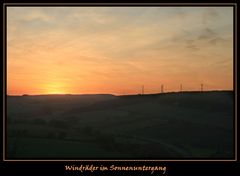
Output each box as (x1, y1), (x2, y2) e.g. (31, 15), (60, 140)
(2, 2), (237, 176)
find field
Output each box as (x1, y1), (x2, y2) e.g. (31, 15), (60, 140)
(6, 91), (234, 159)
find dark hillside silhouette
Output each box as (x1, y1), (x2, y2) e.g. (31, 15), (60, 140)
(7, 91), (234, 159)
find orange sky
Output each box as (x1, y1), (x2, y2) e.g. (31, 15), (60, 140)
(7, 7), (234, 95)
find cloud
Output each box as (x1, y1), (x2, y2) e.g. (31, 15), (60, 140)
(202, 8), (219, 25)
(198, 27), (217, 40)
(22, 9), (54, 22)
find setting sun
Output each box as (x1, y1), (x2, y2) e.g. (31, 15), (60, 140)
(46, 89), (67, 95)
(44, 82), (69, 94)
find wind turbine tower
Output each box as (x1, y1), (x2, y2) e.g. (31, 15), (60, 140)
(161, 84), (164, 93)
(142, 85), (144, 95)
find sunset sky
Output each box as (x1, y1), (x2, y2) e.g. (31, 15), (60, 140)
(7, 7), (233, 95)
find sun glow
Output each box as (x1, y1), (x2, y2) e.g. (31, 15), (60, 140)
(45, 83), (69, 95)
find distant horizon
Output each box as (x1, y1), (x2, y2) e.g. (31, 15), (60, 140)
(7, 7), (233, 95)
(6, 89), (234, 96)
